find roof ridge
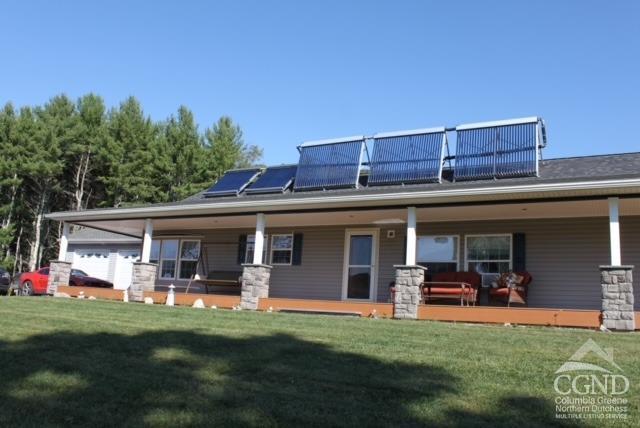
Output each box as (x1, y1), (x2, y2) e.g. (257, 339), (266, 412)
(543, 151), (640, 162)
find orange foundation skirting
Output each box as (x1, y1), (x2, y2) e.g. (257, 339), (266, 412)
(58, 285), (123, 301)
(56, 286), (241, 309)
(418, 305), (603, 328)
(259, 297), (394, 318)
(54, 286), (637, 329)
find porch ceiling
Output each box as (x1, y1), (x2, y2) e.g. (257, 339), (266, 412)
(73, 198), (640, 237)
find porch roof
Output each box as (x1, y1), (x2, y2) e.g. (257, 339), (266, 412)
(47, 152), (640, 230)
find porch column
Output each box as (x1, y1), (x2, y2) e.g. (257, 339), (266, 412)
(601, 198), (635, 330)
(241, 213), (271, 310)
(253, 213), (266, 264)
(405, 206), (417, 265)
(47, 222), (72, 295)
(141, 218), (153, 263)
(393, 265), (426, 319)
(608, 197), (621, 266)
(600, 266), (635, 331)
(130, 218), (156, 302)
(58, 222), (70, 261)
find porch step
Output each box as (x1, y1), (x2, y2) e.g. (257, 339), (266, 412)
(278, 308), (362, 317)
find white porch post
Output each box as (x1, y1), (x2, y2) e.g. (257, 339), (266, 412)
(405, 206), (417, 265)
(253, 213), (266, 264)
(141, 218), (153, 263)
(58, 222), (70, 260)
(608, 197), (621, 266)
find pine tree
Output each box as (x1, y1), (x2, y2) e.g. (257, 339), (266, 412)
(101, 97), (160, 207)
(62, 94), (109, 211)
(158, 106), (210, 201)
(0, 103), (20, 269)
(204, 116), (263, 181)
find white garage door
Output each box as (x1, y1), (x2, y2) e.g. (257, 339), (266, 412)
(73, 249), (110, 281)
(113, 250), (140, 290)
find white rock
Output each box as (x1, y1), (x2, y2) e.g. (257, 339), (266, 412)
(210, 305), (218, 309)
(88, 296), (96, 300)
(53, 292), (71, 298)
(192, 298), (205, 309)
(77, 292), (85, 300)
(144, 297), (154, 305)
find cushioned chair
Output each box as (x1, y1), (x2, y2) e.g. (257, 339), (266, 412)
(422, 271), (482, 306)
(489, 271), (532, 306)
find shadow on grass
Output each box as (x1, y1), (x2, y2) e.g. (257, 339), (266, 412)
(0, 330), (580, 427)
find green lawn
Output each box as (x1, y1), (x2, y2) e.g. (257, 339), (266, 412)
(0, 298), (637, 427)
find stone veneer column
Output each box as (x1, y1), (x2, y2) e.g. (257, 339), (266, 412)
(240, 264), (272, 310)
(130, 262), (157, 302)
(393, 265), (426, 320)
(600, 265), (635, 331)
(46, 260), (72, 294)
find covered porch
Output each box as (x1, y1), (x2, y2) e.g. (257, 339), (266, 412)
(52, 196), (639, 329)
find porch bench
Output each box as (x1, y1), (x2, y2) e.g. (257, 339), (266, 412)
(277, 308), (362, 317)
(196, 271), (243, 294)
(422, 272), (482, 306)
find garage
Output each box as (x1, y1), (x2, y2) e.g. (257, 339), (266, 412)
(72, 249), (110, 281)
(113, 250), (140, 290)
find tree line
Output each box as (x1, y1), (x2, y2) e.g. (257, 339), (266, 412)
(0, 94), (262, 273)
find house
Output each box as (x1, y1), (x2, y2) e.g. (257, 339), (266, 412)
(46, 117), (639, 330)
(65, 227), (141, 290)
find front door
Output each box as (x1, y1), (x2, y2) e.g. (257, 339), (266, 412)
(342, 229), (379, 301)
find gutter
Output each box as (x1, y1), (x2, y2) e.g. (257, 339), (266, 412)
(45, 178), (640, 222)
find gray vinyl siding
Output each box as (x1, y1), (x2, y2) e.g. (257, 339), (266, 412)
(154, 216), (639, 310)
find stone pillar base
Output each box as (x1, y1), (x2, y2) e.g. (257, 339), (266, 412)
(130, 262), (157, 302)
(241, 264), (272, 310)
(393, 265), (426, 320)
(600, 265), (635, 331)
(46, 260), (72, 295)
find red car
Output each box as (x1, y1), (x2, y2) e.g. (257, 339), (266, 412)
(18, 267), (113, 295)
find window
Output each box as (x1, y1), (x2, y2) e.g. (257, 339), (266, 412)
(270, 234), (293, 265)
(246, 235), (268, 264)
(465, 234), (512, 286)
(159, 239), (178, 279)
(417, 235), (459, 275)
(179, 240), (200, 279)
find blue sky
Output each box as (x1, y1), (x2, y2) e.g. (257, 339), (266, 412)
(1, 1), (638, 165)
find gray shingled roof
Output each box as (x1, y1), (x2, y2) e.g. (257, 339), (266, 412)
(170, 152), (640, 207)
(51, 152), (640, 220)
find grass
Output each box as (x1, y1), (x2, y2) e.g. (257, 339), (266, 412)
(0, 298), (637, 427)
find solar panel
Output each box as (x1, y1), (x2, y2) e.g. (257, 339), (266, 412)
(454, 117), (541, 181)
(204, 168), (262, 197)
(244, 165), (297, 194)
(369, 128), (447, 185)
(293, 137), (365, 191)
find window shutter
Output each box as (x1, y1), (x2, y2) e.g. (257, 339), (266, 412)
(292, 233), (304, 265)
(402, 235), (407, 264)
(513, 233), (526, 272)
(237, 234), (247, 264)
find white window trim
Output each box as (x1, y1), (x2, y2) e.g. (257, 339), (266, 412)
(341, 228), (380, 302)
(464, 234), (513, 281)
(270, 233), (294, 266)
(151, 238), (202, 281)
(416, 234), (461, 270)
(246, 234), (269, 264)
(178, 239), (201, 280)
(159, 239), (179, 281)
